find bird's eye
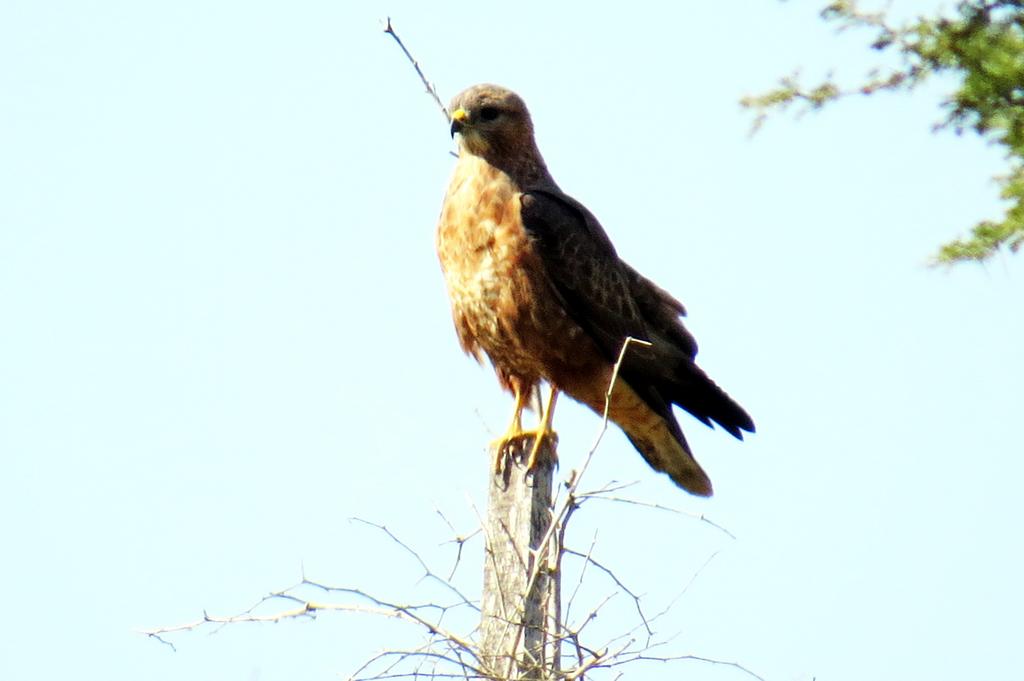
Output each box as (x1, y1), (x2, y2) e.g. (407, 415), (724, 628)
(478, 106), (501, 122)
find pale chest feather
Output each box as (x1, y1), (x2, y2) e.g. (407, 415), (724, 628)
(438, 161), (522, 296)
(435, 156), (561, 370)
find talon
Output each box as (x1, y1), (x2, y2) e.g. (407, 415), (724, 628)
(524, 430), (558, 470)
(490, 385), (560, 473)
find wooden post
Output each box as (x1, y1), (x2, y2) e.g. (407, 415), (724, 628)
(480, 437), (560, 680)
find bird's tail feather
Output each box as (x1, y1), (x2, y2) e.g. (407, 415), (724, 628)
(623, 429), (712, 496)
(574, 371), (716, 496)
(623, 338), (755, 439)
(666, 363), (755, 439)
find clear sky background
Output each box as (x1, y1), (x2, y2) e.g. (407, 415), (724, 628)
(2, 1), (1021, 680)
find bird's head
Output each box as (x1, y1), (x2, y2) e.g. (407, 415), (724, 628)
(449, 84), (535, 159)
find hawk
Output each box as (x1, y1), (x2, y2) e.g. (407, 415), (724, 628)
(436, 84), (754, 496)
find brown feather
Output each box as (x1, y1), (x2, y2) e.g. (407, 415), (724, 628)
(437, 84), (753, 495)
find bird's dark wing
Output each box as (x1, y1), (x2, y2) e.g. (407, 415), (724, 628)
(519, 188), (754, 438)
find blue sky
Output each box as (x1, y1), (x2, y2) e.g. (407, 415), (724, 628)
(2, 2), (1021, 680)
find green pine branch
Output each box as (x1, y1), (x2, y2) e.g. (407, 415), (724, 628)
(743, 0), (1024, 264)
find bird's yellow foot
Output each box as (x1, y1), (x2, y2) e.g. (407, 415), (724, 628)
(490, 386), (560, 474)
(524, 388), (559, 470)
(523, 427), (558, 470)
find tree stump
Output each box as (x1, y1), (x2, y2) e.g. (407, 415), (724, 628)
(480, 436), (560, 680)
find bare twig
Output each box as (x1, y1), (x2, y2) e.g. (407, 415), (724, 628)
(577, 489), (738, 540)
(608, 652), (768, 681)
(562, 547), (653, 638)
(588, 336), (654, 462)
(382, 17), (449, 121)
(436, 506), (482, 583)
(349, 516), (479, 613)
(563, 530), (598, 627)
(141, 579), (478, 654)
(646, 550), (723, 628)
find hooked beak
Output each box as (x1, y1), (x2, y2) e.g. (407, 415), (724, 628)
(450, 108), (468, 138)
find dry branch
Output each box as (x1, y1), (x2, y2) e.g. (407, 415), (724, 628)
(140, 330), (759, 679)
(382, 17), (449, 122)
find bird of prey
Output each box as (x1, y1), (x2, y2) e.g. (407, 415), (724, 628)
(436, 84), (754, 496)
